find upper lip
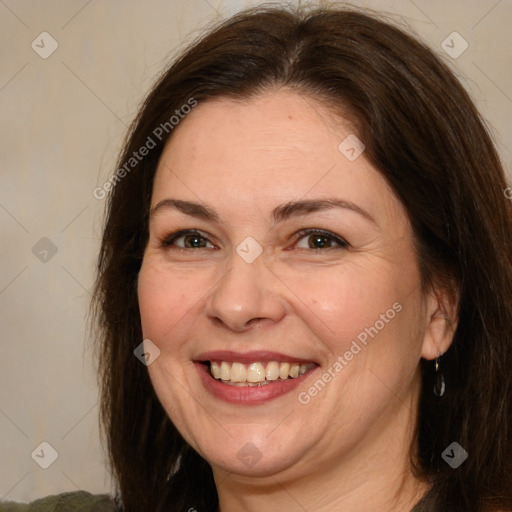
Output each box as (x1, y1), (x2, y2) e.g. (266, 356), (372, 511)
(194, 350), (318, 365)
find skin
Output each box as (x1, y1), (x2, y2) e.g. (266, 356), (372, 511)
(137, 89), (457, 512)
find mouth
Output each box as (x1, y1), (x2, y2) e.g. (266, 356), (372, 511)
(202, 360), (317, 386)
(194, 351), (319, 404)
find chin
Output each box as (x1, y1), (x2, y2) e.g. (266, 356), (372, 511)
(205, 444), (305, 479)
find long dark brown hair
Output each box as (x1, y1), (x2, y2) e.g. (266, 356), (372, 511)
(91, 5), (512, 512)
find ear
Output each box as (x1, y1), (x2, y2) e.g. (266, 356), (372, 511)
(420, 282), (459, 360)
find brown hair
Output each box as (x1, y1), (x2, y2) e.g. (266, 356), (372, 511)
(92, 5), (512, 512)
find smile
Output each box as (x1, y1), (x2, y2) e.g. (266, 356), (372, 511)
(194, 352), (319, 404)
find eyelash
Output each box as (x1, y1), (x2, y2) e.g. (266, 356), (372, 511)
(160, 229), (349, 251)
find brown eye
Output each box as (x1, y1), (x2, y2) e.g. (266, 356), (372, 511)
(181, 234), (209, 248)
(295, 230), (349, 250)
(162, 230), (214, 249)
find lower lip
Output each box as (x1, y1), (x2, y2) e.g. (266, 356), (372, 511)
(195, 362), (318, 405)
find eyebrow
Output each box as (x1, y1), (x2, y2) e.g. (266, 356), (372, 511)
(150, 198), (377, 226)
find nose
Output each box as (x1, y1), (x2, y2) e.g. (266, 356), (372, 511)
(205, 249), (286, 332)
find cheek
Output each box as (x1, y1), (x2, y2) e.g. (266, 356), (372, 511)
(291, 263), (402, 348)
(307, 270), (421, 407)
(137, 259), (199, 344)
(290, 259), (423, 396)
(138, 264), (169, 338)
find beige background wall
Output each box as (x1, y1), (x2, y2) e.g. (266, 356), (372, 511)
(1, 0), (510, 503)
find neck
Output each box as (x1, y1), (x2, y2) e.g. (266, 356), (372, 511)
(214, 459), (430, 512)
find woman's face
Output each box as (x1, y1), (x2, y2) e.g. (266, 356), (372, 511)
(137, 89), (441, 480)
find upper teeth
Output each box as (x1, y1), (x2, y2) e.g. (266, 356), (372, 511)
(209, 361), (312, 384)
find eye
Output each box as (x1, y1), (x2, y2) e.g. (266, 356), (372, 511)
(160, 228), (348, 251)
(294, 229), (349, 250)
(161, 230), (215, 249)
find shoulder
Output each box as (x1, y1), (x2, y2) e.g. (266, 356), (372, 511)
(0, 490), (117, 512)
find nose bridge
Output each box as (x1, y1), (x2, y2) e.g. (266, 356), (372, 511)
(205, 244), (284, 330)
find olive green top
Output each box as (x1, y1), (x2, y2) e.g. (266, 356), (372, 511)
(0, 487), (435, 511)
(0, 491), (117, 512)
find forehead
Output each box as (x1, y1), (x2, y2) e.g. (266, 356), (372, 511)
(151, 89), (404, 227)
(158, 90), (350, 175)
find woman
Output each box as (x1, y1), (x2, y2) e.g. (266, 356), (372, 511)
(2, 4), (511, 512)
